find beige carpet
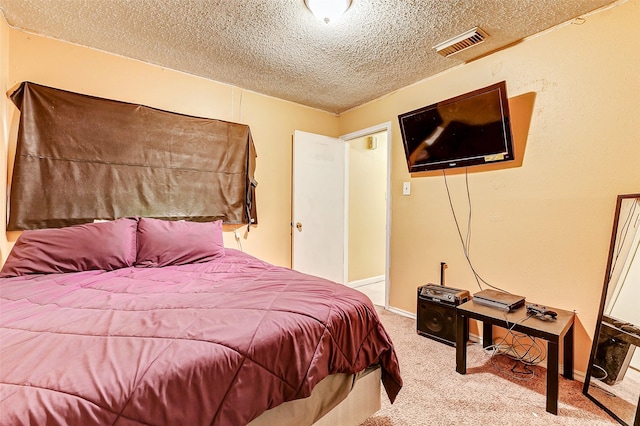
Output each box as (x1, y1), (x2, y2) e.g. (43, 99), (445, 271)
(361, 308), (619, 426)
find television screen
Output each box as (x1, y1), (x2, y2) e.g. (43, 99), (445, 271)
(398, 81), (514, 173)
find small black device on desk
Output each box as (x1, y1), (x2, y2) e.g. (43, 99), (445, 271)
(526, 303), (558, 319)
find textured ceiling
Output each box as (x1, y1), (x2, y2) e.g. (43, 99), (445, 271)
(0, 0), (617, 114)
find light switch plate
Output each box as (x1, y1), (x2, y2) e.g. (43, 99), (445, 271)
(402, 182), (411, 196)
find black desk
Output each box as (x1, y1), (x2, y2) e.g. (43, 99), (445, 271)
(455, 300), (575, 415)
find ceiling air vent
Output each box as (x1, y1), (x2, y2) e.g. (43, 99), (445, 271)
(433, 27), (489, 57)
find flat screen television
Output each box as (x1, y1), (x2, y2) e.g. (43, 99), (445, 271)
(398, 81), (514, 173)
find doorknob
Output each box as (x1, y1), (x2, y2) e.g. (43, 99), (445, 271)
(296, 222), (303, 232)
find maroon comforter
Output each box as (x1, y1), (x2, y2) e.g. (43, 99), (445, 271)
(0, 249), (401, 425)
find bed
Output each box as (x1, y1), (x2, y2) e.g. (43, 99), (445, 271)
(0, 217), (402, 425)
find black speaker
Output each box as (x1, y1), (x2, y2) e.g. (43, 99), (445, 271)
(417, 298), (458, 346)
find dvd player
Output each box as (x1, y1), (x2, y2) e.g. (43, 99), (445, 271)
(473, 289), (525, 312)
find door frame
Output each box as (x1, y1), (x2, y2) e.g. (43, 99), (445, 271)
(340, 122), (392, 308)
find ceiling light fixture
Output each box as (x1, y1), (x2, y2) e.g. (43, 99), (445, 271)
(304, 0), (352, 24)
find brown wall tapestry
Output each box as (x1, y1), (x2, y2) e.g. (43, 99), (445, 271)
(8, 82), (257, 230)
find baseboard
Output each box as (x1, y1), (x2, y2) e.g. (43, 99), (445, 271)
(386, 306), (415, 319)
(348, 275), (385, 289)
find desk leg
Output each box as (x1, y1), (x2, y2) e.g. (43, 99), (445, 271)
(547, 340), (559, 415)
(483, 322), (493, 348)
(456, 312), (468, 374)
(563, 324), (574, 380)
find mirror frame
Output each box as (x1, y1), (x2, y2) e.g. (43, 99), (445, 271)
(583, 193), (640, 426)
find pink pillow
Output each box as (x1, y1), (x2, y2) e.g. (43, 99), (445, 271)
(135, 218), (225, 267)
(0, 218), (138, 278)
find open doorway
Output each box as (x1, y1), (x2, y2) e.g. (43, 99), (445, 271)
(291, 124), (391, 307)
(342, 124), (391, 307)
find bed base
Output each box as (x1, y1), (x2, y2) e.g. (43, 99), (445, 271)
(248, 365), (382, 426)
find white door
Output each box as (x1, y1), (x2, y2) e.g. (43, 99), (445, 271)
(292, 130), (347, 284)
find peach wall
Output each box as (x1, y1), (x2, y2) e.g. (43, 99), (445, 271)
(338, 1), (640, 374)
(348, 132), (387, 282)
(1, 27), (339, 267)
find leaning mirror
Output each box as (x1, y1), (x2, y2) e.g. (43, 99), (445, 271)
(584, 193), (640, 426)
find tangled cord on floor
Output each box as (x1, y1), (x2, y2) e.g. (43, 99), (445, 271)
(482, 313), (546, 380)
